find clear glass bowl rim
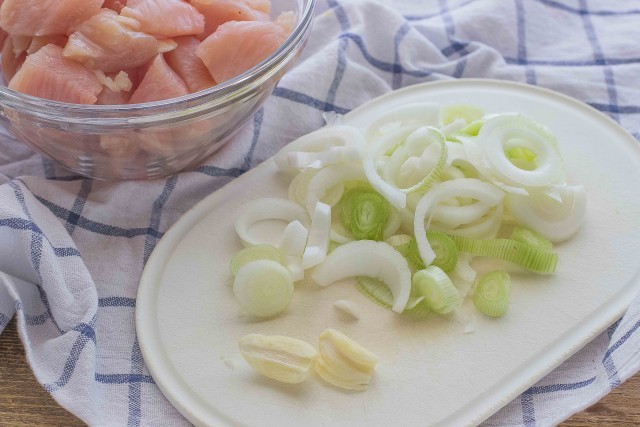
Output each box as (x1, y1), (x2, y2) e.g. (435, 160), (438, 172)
(0, 0), (315, 128)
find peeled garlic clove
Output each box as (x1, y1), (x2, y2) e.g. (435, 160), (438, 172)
(315, 329), (378, 391)
(239, 334), (317, 384)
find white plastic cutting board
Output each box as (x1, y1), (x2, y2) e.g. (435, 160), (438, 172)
(136, 79), (640, 427)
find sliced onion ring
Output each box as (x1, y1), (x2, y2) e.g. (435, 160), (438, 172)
(414, 179), (504, 266)
(504, 185), (586, 242)
(302, 202), (332, 269)
(235, 198), (310, 247)
(274, 125), (366, 175)
(363, 126), (447, 209)
(311, 240), (411, 313)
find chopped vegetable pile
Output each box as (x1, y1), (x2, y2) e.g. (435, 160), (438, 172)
(229, 103), (587, 322)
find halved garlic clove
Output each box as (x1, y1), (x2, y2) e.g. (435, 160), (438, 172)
(315, 329), (378, 391)
(239, 334), (317, 384)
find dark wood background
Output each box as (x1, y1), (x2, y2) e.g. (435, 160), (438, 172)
(1, 318), (639, 426)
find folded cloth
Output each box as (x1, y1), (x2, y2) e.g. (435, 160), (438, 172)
(1, 0), (639, 425)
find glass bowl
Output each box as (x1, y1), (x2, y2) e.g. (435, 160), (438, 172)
(0, 0), (315, 180)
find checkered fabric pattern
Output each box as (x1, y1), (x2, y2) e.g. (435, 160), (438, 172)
(1, 1), (640, 425)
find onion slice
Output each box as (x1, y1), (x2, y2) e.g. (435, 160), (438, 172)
(302, 202), (332, 269)
(311, 240), (412, 313)
(305, 164), (366, 213)
(474, 114), (566, 189)
(279, 220), (309, 257)
(365, 102), (440, 139)
(274, 125), (366, 174)
(363, 126), (447, 209)
(235, 198), (310, 247)
(504, 185), (586, 242)
(414, 178), (504, 266)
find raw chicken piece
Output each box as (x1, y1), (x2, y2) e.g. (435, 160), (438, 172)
(157, 38), (178, 53)
(196, 20), (287, 83)
(0, 0), (103, 36)
(11, 34), (30, 56)
(1, 36), (26, 82)
(103, 0), (127, 13)
(275, 11), (296, 34)
(95, 70), (133, 104)
(128, 54), (188, 104)
(121, 0), (205, 38)
(27, 35), (68, 54)
(190, 0), (270, 40)
(247, 0), (271, 14)
(0, 28), (7, 48)
(97, 87), (132, 104)
(8, 44), (102, 104)
(63, 9), (158, 72)
(165, 36), (215, 93)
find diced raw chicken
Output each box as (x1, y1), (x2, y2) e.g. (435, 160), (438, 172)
(275, 11), (296, 35)
(165, 36), (215, 93)
(121, 0), (205, 38)
(8, 44), (103, 104)
(1, 36), (25, 82)
(123, 65), (146, 89)
(95, 70), (134, 104)
(137, 130), (176, 156)
(103, 0), (127, 13)
(247, 0), (271, 14)
(0, 28), (7, 48)
(128, 54), (189, 104)
(97, 87), (132, 105)
(27, 35), (68, 54)
(0, 0), (103, 37)
(190, 0), (270, 40)
(196, 20), (287, 83)
(63, 10), (158, 73)
(11, 35), (30, 56)
(157, 38), (178, 53)
(99, 134), (139, 157)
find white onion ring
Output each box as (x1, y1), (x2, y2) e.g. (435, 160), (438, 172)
(235, 198), (310, 247)
(311, 240), (411, 313)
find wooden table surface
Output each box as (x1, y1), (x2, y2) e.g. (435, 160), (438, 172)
(1, 318), (639, 426)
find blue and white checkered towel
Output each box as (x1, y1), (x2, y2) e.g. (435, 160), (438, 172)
(1, 0), (640, 425)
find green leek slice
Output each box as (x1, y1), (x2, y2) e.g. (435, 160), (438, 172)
(384, 234), (425, 273)
(426, 231), (458, 272)
(339, 187), (390, 240)
(230, 245), (283, 276)
(510, 226), (553, 251)
(233, 260), (294, 318)
(460, 120), (483, 137)
(355, 276), (431, 319)
(451, 235), (558, 274)
(473, 270), (511, 317)
(440, 104), (484, 126)
(412, 266), (462, 314)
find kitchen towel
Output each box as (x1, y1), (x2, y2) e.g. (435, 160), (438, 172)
(1, 0), (640, 425)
